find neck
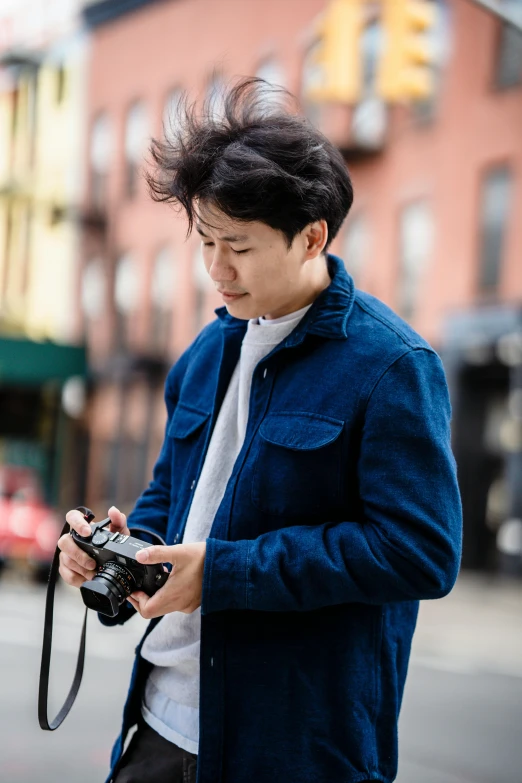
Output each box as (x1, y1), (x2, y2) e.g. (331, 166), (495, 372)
(262, 255), (331, 320)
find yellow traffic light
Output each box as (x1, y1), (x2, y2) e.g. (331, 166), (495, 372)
(305, 0), (365, 105)
(377, 0), (437, 101)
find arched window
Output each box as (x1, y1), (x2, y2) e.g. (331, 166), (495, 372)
(496, 0), (522, 88)
(206, 74), (226, 120)
(114, 252), (140, 348)
(81, 258), (106, 321)
(89, 113), (112, 209)
(255, 59), (286, 107)
(300, 40), (323, 126)
(397, 201), (434, 320)
(163, 87), (183, 142)
(124, 101), (149, 198)
(193, 245), (213, 334)
(342, 213), (369, 285)
(150, 246), (176, 352)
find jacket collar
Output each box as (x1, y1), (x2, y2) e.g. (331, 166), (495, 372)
(214, 254), (354, 343)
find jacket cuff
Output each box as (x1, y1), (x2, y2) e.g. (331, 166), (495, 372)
(202, 538), (250, 614)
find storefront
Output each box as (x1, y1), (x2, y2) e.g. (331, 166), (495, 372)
(441, 306), (522, 575)
(0, 336), (87, 509)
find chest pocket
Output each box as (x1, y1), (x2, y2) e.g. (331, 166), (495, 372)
(168, 405), (210, 440)
(251, 412), (344, 518)
(168, 404), (210, 501)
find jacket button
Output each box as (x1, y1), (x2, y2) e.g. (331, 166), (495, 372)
(263, 368), (267, 378)
(190, 480), (196, 490)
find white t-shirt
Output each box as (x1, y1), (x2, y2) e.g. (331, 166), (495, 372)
(140, 304), (312, 753)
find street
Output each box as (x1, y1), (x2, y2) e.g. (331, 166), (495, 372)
(0, 572), (521, 783)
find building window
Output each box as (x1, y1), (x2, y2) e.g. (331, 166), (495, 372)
(300, 40), (323, 126)
(255, 59), (286, 106)
(56, 65), (66, 104)
(193, 245), (213, 334)
(89, 113), (112, 210)
(495, 2), (522, 88)
(150, 246), (176, 353)
(81, 259), (106, 322)
(206, 74), (226, 120)
(124, 101), (149, 198)
(342, 213), (369, 285)
(397, 201), (434, 320)
(163, 87), (183, 142)
(114, 253), (140, 349)
(478, 166), (512, 293)
(26, 72), (38, 168)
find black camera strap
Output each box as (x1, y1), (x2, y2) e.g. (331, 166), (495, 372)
(38, 511), (167, 731)
(38, 519), (87, 730)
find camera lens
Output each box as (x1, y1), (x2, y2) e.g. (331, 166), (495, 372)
(80, 561), (138, 617)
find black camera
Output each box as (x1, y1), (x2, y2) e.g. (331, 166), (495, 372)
(72, 517), (168, 617)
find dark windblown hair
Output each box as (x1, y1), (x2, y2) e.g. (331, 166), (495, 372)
(146, 77), (353, 250)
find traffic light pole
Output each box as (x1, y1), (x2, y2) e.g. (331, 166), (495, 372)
(465, 0), (522, 32)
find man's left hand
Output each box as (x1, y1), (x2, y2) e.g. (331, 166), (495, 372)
(128, 542), (206, 619)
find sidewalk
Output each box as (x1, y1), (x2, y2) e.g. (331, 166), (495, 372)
(411, 571), (522, 679)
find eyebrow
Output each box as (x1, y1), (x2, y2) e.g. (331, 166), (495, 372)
(196, 224), (249, 243)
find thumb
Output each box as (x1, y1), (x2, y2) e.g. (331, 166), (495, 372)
(108, 506), (129, 535)
(136, 544), (173, 565)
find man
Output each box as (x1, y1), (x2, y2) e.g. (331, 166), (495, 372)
(59, 78), (462, 783)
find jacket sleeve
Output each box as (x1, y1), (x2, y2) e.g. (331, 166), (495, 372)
(124, 342), (196, 538)
(98, 342), (195, 627)
(202, 347), (463, 613)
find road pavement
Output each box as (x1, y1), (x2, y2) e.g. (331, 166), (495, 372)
(0, 571), (520, 783)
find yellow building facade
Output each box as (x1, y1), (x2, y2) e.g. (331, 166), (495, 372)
(0, 41), (86, 342)
(0, 20), (88, 510)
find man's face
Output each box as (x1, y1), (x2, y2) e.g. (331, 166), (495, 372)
(197, 204), (327, 321)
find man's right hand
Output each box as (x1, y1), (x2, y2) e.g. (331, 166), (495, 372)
(58, 506), (130, 589)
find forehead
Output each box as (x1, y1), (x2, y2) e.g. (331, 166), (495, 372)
(195, 204), (282, 243)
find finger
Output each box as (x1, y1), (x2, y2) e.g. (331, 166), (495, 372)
(108, 506), (130, 536)
(59, 538), (97, 572)
(129, 591), (153, 618)
(136, 545), (173, 565)
(130, 590), (148, 603)
(130, 580), (177, 619)
(59, 561), (86, 589)
(60, 552), (96, 581)
(66, 509), (92, 537)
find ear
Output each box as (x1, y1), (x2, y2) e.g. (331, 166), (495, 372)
(303, 220), (328, 260)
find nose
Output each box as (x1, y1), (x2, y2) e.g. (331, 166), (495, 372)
(207, 247), (236, 283)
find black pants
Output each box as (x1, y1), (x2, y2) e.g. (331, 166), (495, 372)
(113, 718), (379, 783)
(113, 719), (197, 783)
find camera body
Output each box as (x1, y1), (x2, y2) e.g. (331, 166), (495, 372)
(72, 519), (168, 617)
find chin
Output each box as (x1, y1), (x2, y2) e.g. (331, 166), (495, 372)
(224, 294), (258, 320)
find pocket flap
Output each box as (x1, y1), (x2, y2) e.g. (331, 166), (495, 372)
(258, 413), (344, 451)
(168, 405), (210, 439)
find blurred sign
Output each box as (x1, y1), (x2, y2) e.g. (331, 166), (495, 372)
(0, 0), (83, 53)
(0, 336), (86, 385)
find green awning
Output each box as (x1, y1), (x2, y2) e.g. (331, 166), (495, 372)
(0, 336), (86, 385)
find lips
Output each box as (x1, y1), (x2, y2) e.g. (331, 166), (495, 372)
(220, 291), (246, 301)
(219, 290), (244, 296)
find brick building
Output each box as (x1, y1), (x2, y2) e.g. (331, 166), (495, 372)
(80, 0), (522, 570)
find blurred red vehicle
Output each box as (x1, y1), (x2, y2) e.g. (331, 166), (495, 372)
(0, 466), (62, 582)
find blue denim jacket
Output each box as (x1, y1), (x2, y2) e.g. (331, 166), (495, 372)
(103, 254), (462, 783)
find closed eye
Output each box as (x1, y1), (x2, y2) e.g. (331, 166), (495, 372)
(232, 248), (250, 255)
